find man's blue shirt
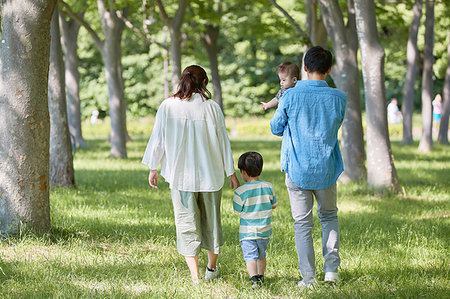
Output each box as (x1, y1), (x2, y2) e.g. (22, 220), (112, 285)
(270, 80), (347, 190)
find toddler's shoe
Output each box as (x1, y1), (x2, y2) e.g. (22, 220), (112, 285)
(251, 275), (263, 288)
(205, 267), (219, 281)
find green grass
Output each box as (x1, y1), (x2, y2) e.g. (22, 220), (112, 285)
(0, 117), (449, 298)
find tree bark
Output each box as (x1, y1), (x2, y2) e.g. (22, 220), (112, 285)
(418, 0), (435, 153)
(59, 8), (88, 149)
(202, 24), (223, 111)
(319, 0), (366, 183)
(156, 0), (189, 92)
(48, 8), (75, 187)
(97, 0), (128, 158)
(437, 30), (450, 144)
(354, 0), (399, 191)
(402, 0), (422, 144)
(0, 0), (57, 234)
(60, 0), (128, 158)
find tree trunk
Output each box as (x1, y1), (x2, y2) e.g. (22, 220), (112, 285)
(48, 9), (75, 187)
(418, 0), (435, 153)
(97, 0), (128, 158)
(354, 0), (399, 191)
(402, 0), (422, 144)
(59, 8), (88, 149)
(318, 0), (366, 183)
(156, 0), (189, 92)
(202, 24), (223, 110)
(305, 0), (327, 47)
(0, 0), (57, 234)
(437, 30), (450, 144)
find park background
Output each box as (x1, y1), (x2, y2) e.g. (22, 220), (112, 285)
(0, 0), (449, 298)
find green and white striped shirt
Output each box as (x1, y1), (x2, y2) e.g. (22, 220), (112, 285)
(233, 180), (277, 241)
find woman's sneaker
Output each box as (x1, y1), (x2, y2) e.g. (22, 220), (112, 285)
(205, 267), (219, 281)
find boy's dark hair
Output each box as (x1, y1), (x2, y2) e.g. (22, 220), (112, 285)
(304, 46), (332, 74)
(238, 152), (263, 177)
(277, 62), (300, 79)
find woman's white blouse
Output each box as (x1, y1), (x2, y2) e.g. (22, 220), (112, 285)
(142, 93), (235, 192)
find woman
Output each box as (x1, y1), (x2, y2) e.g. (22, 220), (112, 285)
(142, 65), (240, 282)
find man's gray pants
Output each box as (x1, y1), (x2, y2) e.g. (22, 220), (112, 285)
(285, 174), (340, 283)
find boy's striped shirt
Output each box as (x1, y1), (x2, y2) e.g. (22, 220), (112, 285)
(233, 180), (277, 241)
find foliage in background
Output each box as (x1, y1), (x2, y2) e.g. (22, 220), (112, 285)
(74, 0), (449, 120)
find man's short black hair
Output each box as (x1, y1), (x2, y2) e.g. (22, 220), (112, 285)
(304, 46), (333, 74)
(238, 152), (263, 177)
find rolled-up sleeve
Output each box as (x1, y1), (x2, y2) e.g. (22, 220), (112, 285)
(270, 100), (288, 136)
(142, 104), (165, 170)
(216, 107), (235, 177)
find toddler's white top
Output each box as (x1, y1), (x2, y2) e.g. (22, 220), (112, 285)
(142, 93), (235, 192)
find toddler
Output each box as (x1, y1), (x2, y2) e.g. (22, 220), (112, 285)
(261, 62), (299, 110)
(233, 152), (277, 287)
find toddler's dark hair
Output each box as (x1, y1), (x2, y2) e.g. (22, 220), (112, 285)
(238, 152), (263, 177)
(304, 46), (332, 74)
(277, 62), (300, 79)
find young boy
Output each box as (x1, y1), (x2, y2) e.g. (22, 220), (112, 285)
(233, 152), (277, 287)
(261, 62), (300, 110)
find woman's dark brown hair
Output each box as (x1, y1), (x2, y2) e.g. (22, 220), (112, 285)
(173, 65), (212, 100)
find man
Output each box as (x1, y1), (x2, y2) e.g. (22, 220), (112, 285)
(270, 46), (346, 288)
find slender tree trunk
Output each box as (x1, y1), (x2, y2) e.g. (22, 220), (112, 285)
(418, 0), (435, 153)
(318, 0), (366, 183)
(0, 0), (57, 234)
(59, 9), (88, 149)
(156, 0), (189, 92)
(354, 0), (399, 191)
(48, 9), (75, 187)
(305, 0), (327, 47)
(98, 0), (128, 158)
(437, 30), (450, 144)
(402, 0), (422, 144)
(202, 24), (223, 110)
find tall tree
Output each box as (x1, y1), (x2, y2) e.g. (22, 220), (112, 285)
(48, 8), (75, 187)
(0, 0), (57, 234)
(401, 0), (422, 144)
(59, 7), (88, 149)
(60, 0), (129, 158)
(418, 0), (435, 153)
(438, 30), (450, 144)
(354, 0), (399, 190)
(318, 0), (366, 183)
(155, 0), (189, 92)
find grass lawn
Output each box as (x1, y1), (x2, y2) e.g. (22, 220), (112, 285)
(0, 117), (449, 298)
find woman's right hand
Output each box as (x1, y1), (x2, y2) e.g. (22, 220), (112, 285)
(229, 173), (240, 189)
(148, 169), (159, 189)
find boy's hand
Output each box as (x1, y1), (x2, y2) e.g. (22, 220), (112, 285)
(261, 102), (268, 110)
(148, 169), (159, 189)
(230, 173), (240, 189)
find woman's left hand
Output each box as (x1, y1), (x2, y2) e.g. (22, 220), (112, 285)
(229, 173), (240, 189)
(148, 169), (159, 189)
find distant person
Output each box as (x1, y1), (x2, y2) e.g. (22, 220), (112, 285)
(90, 110), (100, 124)
(270, 46), (346, 289)
(432, 94), (442, 125)
(142, 65), (240, 282)
(261, 62), (299, 111)
(387, 98), (402, 124)
(233, 152), (277, 287)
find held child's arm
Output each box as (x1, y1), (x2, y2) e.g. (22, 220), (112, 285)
(229, 172), (240, 189)
(261, 97), (279, 111)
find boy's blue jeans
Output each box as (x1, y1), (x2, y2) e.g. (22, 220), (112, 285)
(285, 175), (340, 283)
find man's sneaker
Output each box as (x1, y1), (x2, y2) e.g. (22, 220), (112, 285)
(205, 267), (219, 281)
(324, 272), (339, 283)
(297, 278), (316, 290)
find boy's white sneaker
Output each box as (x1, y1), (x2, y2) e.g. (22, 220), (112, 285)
(204, 267), (219, 281)
(324, 272), (339, 283)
